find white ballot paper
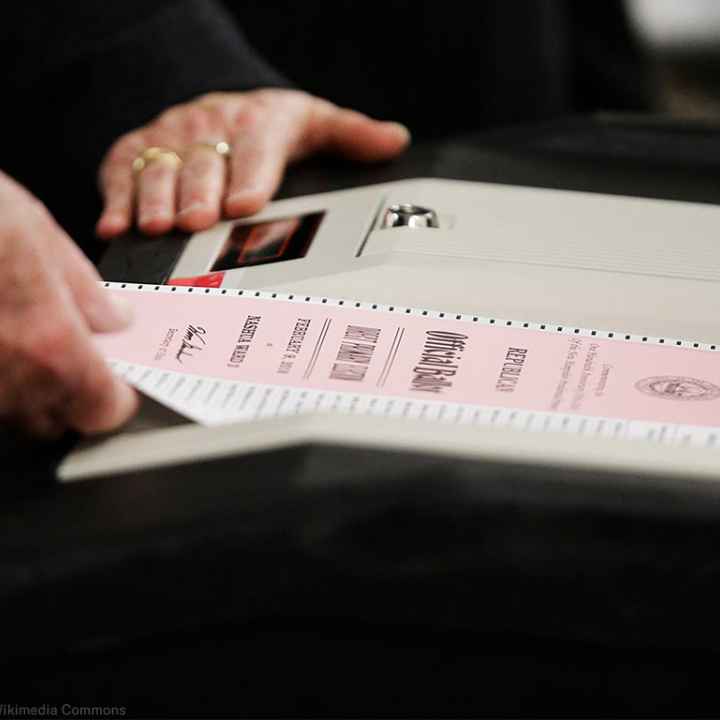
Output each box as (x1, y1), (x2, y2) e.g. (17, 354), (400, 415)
(94, 282), (720, 449)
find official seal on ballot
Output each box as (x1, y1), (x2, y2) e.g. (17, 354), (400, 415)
(635, 376), (720, 401)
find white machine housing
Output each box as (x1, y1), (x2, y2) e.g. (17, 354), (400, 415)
(172, 178), (720, 345)
(61, 179), (720, 482)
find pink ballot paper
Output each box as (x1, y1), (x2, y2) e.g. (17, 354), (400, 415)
(97, 283), (720, 449)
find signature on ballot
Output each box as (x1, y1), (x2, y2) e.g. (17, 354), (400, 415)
(175, 324), (207, 364)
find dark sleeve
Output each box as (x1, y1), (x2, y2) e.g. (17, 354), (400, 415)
(1, 0), (291, 245)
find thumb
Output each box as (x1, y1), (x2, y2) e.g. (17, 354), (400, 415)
(305, 103), (411, 162)
(58, 231), (133, 333)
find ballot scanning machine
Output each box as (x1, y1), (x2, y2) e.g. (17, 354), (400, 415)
(61, 175), (720, 485)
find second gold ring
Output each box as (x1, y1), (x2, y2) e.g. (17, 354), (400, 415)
(185, 140), (232, 158)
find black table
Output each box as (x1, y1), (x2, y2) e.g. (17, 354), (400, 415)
(4, 115), (720, 717)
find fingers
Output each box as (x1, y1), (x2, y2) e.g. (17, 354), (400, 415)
(0, 173), (139, 437)
(54, 225), (138, 430)
(96, 163), (134, 239)
(96, 134), (145, 239)
(176, 144), (227, 231)
(37, 248), (138, 432)
(223, 103), (411, 217)
(10, 366), (79, 438)
(134, 155), (182, 235)
(138, 107), (229, 232)
(224, 109), (297, 217)
(59, 230), (133, 333)
(98, 103), (228, 236)
(96, 89), (412, 237)
(19, 284), (138, 434)
(223, 96), (411, 217)
(62, 340), (140, 434)
(0, 288), (138, 437)
(304, 102), (411, 162)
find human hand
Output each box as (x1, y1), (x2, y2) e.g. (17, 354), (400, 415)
(0, 171), (138, 436)
(96, 89), (410, 238)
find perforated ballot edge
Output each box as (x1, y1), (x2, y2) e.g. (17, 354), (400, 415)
(96, 282), (720, 450)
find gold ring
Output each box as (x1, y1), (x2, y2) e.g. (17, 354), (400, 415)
(132, 147), (183, 174)
(185, 140), (232, 158)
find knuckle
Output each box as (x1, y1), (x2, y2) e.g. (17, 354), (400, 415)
(203, 102), (226, 125)
(105, 178), (133, 204)
(0, 246), (48, 300)
(107, 132), (142, 163)
(197, 91), (223, 105)
(231, 103), (267, 132)
(20, 319), (77, 378)
(100, 138), (142, 186)
(181, 105), (210, 137)
(249, 87), (292, 105)
(104, 140), (124, 164)
(80, 362), (115, 404)
(106, 138), (128, 162)
(72, 371), (127, 433)
(183, 153), (216, 180)
(182, 182), (215, 207)
(18, 194), (52, 223)
(140, 162), (175, 184)
(100, 167), (130, 195)
(184, 192), (211, 208)
(155, 106), (182, 128)
(247, 88), (274, 107)
(180, 171), (209, 194)
(140, 194), (168, 213)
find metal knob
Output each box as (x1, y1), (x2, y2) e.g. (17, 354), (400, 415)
(381, 203), (439, 229)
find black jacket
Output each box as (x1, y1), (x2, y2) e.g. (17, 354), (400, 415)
(229, 0), (653, 137)
(1, 0), (650, 247)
